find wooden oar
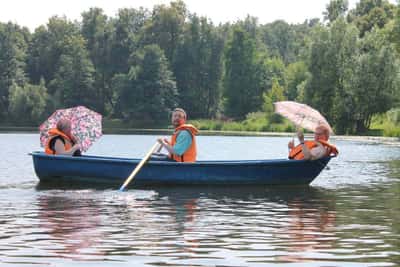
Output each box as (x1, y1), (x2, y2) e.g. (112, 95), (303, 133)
(119, 142), (160, 191)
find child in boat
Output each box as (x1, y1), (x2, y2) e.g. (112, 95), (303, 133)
(288, 125), (338, 160)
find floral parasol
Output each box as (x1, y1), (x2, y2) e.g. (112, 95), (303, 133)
(39, 106), (102, 152)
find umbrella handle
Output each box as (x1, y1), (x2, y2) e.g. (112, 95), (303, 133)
(119, 142), (161, 191)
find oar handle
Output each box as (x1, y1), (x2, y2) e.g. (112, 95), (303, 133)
(119, 142), (161, 191)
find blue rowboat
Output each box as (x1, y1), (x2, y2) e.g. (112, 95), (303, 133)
(30, 151), (333, 187)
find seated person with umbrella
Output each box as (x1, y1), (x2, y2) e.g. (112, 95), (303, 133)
(274, 101), (338, 161)
(45, 118), (81, 156)
(288, 124), (338, 160)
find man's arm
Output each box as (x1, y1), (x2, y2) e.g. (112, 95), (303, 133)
(157, 130), (192, 156)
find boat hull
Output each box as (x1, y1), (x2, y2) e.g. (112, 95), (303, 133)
(31, 152), (332, 187)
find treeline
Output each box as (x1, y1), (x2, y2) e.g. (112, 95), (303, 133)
(0, 0), (399, 134)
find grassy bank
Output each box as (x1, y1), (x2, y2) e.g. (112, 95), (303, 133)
(190, 112), (295, 133)
(1, 111), (399, 137)
(370, 112), (400, 137)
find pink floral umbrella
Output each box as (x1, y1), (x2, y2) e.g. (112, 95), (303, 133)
(39, 106), (102, 152)
(274, 101), (333, 133)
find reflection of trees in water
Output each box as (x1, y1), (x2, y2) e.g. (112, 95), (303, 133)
(38, 194), (104, 260)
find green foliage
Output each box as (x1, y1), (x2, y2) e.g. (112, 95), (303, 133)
(306, 19), (360, 133)
(390, 3), (400, 54)
(387, 108), (400, 124)
(370, 111), (400, 137)
(48, 35), (95, 108)
(8, 80), (48, 123)
(264, 57), (286, 92)
(263, 78), (285, 118)
(81, 8), (114, 113)
(223, 26), (266, 119)
(141, 1), (186, 63)
(26, 16), (79, 86)
(110, 8), (149, 75)
(0, 22), (28, 118)
(174, 15), (224, 118)
(191, 112), (295, 133)
(113, 45), (178, 124)
(349, 29), (400, 132)
(324, 0), (349, 23)
(261, 20), (295, 63)
(347, 0), (396, 36)
(284, 61), (309, 100)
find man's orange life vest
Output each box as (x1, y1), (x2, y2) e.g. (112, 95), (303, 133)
(289, 140), (338, 160)
(45, 128), (73, 155)
(170, 124), (198, 162)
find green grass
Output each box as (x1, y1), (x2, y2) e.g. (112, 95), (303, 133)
(370, 110), (400, 137)
(190, 112), (295, 133)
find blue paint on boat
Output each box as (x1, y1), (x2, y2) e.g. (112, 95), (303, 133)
(30, 151), (333, 187)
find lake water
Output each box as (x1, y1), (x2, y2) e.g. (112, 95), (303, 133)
(0, 133), (399, 267)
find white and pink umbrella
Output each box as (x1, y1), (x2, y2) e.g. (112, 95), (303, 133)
(39, 106), (102, 152)
(274, 101), (333, 133)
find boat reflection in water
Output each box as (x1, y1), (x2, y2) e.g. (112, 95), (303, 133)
(37, 193), (105, 260)
(36, 184), (337, 264)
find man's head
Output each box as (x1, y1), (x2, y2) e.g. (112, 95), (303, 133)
(171, 108), (187, 128)
(314, 124), (330, 142)
(56, 118), (72, 136)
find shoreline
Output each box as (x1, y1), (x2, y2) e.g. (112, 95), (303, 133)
(1, 126), (399, 144)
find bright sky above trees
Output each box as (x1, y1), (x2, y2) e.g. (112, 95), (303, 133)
(1, 0), (396, 31)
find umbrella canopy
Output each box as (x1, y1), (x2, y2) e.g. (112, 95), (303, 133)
(274, 101), (333, 134)
(39, 106), (102, 152)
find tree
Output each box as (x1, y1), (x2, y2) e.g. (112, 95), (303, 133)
(324, 0), (349, 23)
(81, 7), (114, 113)
(347, 0), (396, 37)
(264, 57), (286, 93)
(390, 3), (400, 54)
(263, 78), (285, 121)
(8, 79), (48, 123)
(330, 21), (361, 134)
(261, 20), (295, 64)
(48, 35), (95, 108)
(223, 27), (267, 119)
(113, 45), (178, 123)
(110, 8), (149, 75)
(0, 22), (28, 119)
(305, 19), (359, 133)
(350, 29), (400, 132)
(174, 15), (224, 118)
(141, 1), (186, 64)
(284, 61), (309, 101)
(26, 16), (79, 86)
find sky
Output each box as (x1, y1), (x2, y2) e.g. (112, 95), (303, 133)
(0, 0), (398, 32)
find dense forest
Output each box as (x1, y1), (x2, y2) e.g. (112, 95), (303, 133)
(0, 0), (399, 135)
